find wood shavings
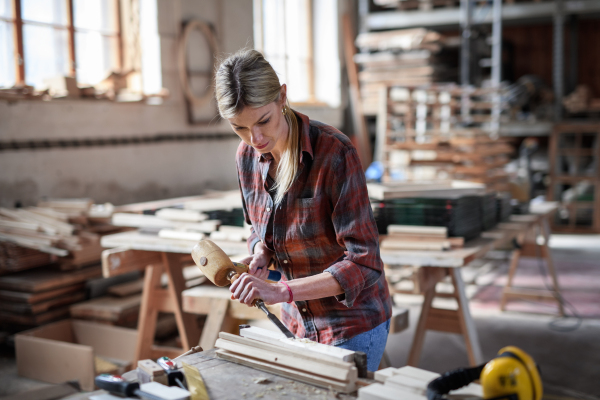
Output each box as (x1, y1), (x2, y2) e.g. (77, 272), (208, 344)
(253, 377), (270, 384)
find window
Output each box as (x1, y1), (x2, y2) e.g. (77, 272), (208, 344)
(254, 0), (341, 108)
(0, 0), (122, 89)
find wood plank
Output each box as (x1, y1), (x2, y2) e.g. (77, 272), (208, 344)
(502, 288), (559, 302)
(0, 291), (85, 314)
(424, 308), (461, 334)
(107, 278), (145, 297)
(155, 208), (208, 222)
(358, 382), (423, 400)
(387, 225), (447, 237)
(102, 247), (163, 278)
(0, 265), (101, 292)
(101, 231), (247, 255)
(239, 326), (355, 362)
(380, 240), (450, 251)
(218, 332), (353, 369)
(69, 294), (141, 323)
(0, 306), (70, 326)
(385, 234), (464, 247)
(0, 283), (84, 304)
(215, 349), (356, 393)
(215, 338), (353, 381)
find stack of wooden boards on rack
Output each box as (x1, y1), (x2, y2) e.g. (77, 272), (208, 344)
(380, 85), (514, 192)
(0, 199), (117, 273)
(215, 326), (359, 393)
(355, 28), (459, 115)
(380, 225), (463, 251)
(359, 366), (482, 399)
(110, 190), (251, 244)
(0, 265), (102, 326)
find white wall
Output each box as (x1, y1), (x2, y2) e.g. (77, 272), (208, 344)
(0, 0), (254, 207)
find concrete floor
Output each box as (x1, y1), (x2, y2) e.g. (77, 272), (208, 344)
(1, 235), (599, 399)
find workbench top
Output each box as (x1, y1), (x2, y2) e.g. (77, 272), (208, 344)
(174, 348), (360, 399)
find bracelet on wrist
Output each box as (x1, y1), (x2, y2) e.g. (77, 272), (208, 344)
(280, 280), (293, 303)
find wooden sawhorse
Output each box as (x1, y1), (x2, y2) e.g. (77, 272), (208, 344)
(101, 230), (249, 364)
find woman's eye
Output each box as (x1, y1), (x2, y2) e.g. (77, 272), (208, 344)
(259, 118), (270, 125)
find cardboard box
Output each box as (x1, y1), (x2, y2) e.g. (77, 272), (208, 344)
(16, 319), (137, 391)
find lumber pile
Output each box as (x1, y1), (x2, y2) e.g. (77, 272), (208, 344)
(355, 28), (459, 115)
(563, 85), (600, 114)
(0, 265), (102, 327)
(360, 366), (482, 399)
(0, 199), (120, 273)
(380, 85), (514, 192)
(380, 225), (464, 251)
(215, 326), (358, 393)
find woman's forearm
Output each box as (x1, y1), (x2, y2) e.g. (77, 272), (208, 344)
(285, 272), (343, 302)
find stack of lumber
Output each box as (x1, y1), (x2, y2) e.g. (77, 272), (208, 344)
(0, 265), (101, 327)
(360, 366), (481, 399)
(215, 326), (358, 393)
(381, 84), (514, 192)
(373, 195), (484, 240)
(563, 85), (600, 114)
(0, 199), (120, 273)
(355, 28), (459, 115)
(380, 225), (463, 251)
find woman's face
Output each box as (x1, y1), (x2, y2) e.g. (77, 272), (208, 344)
(228, 85), (288, 158)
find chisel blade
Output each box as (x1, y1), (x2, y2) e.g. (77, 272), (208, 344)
(255, 300), (295, 339)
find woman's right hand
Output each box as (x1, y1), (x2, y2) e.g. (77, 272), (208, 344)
(239, 243), (274, 281)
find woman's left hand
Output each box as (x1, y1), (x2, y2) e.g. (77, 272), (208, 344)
(230, 273), (288, 306)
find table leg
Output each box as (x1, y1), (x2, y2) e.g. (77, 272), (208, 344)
(541, 218), (565, 316)
(450, 268), (483, 365)
(500, 233), (524, 311)
(406, 280), (436, 367)
(162, 252), (202, 351)
(134, 263), (162, 363)
(199, 298), (230, 350)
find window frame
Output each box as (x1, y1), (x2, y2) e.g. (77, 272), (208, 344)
(254, 0), (324, 107)
(2, 0), (122, 88)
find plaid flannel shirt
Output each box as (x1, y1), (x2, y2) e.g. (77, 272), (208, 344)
(236, 111), (391, 345)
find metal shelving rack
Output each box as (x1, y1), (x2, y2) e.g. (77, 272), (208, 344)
(358, 0), (600, 135)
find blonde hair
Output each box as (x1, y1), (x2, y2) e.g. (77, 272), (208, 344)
(215, 49), (299, 205)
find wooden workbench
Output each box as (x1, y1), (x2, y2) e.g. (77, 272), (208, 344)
(380, 202), (561, 368)
(100, 231), (248, 363)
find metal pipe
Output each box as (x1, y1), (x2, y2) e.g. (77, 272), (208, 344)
(553, 0), (565, 120)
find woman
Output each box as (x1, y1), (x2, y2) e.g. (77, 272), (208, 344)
(215, 49), (392, 371)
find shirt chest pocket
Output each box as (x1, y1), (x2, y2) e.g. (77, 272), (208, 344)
(289, 196), (328, 246)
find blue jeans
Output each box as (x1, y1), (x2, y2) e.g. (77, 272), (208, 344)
(335, 319), (390, 371)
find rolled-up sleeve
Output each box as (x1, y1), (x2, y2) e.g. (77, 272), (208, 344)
(324, 146), (383, 307)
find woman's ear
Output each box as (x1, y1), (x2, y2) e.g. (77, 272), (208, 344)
(279, 84), (288, 106)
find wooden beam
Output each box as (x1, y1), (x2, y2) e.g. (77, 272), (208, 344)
(342, 13), (372, 169)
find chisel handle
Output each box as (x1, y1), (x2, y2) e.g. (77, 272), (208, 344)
(231, 261), (281, 281)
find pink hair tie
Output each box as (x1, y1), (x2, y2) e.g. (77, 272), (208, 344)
(280, 280), (293, 303)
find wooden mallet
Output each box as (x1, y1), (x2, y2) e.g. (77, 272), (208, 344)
(191, 240), (294, 338)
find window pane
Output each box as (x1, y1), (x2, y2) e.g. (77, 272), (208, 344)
(23, 24), (69, 88)
(22, 0), (67, 25)
(0, 21), (15, 87)
(140, 0), (162, 94)
(284, 0), (309, 102)
(75, 32), (116, 85)
(0, 0), (13, 18)
(74, 0), (116, 32)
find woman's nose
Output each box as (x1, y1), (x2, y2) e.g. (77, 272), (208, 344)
(250, 128), (264, 145)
